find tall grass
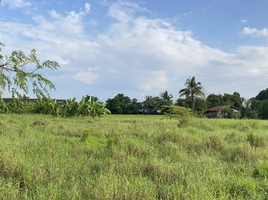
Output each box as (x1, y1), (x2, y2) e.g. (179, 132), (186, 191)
(0, 114), (268, 199)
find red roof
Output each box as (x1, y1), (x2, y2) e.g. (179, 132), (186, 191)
(206, 105), (230, 112)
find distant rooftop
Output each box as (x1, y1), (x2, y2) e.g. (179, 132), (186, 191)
(206, 105), (230, 112)
(1, 98), (66, 103)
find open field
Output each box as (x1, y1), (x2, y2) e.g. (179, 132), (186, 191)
(0, 114), (268, 199)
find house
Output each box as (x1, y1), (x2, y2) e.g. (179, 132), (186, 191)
(205, 105), (239, 118)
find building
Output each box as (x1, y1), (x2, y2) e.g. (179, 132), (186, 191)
(1, 98), (66, 104)
(205, 105), (239, 118)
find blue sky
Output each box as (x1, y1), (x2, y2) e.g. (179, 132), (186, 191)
(1, 0), (268, 102)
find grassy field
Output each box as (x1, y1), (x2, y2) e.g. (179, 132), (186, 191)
(0, 114), (268, 199)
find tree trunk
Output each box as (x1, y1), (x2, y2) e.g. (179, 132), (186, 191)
(191, 95), (195, 113)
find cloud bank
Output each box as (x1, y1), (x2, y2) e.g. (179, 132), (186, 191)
(1, 1), (268, 101)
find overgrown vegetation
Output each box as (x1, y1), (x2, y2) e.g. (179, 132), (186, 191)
(0, 114), (268, 199)
(162, 105), (192, 126)
(0, 96), (111, 118)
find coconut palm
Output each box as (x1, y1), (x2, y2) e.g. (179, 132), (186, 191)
(160, 90), (173, 106)
(142, 95), (154, 114)
(179, 76), (205, 113)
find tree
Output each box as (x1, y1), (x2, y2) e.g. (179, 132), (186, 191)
(179, 76), (205, 113)
(0, 42), (59, 100)
(222, 92), (244, 110)
(159, 90), (173, 105)
(240, 99), (258, 119)
(128, 98), (140, 114)
(256, 88), (268, 101)
(257, 100), (268, 119)
(142, 95), (153, 114)
(85, 95), (100, 103)
(206, 94), (223, 108)
(106, 94), (134, 114)
(163, 105), (192, 126)
(106, 97), (120, 114)
(175, 96), (208, 116)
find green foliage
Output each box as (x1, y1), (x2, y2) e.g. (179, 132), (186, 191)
(159, 90), (173, 106)
(0, 43), (59, 99)
(163, 105), (192, 125)
(179, 76), (205, 113)
(106, 94), (140, 114)
(256, 100), (268, 119)
(79, 96), (111, 118)
(207, 93), (224, 107)
(220, 106), (236, 119)
(246, 133), (266, 149)
(141, 95), (162, 114)
(0, 95), (111, 118)
(256, 88), (268, 101)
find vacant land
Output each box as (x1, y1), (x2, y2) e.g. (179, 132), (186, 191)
(0, 114), (268, 199)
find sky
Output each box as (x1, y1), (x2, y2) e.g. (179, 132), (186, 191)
(1, 0), (268, 102)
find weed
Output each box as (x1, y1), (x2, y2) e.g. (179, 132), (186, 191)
(0, 114), (267, 199)
(246, 133), (266, 149)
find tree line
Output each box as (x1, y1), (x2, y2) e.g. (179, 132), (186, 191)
(1, 42), (268, 119)
(104, 77), (268, 119)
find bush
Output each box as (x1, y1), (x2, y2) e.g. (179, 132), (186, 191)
(221, 107), (236, 119)
(246, 133), (266, 149)
(163, 105), (192, 126)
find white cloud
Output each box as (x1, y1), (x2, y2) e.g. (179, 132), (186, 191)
(49, 10), (61, 20)
(74, 70), (98, 85)
(107, 1), (148, 22)
(1, 0), (31, 9)
(85, 3), (91, 13)
(140, 70), (169, 92)
(2, 1), (268, 100)
(241, 27), (268, 38)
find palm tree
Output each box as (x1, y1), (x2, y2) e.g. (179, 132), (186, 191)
(142, 95), (153, 114)
(160, 90), (173, 106)
(179, 76), (205, 113)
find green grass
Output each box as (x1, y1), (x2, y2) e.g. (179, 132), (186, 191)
(0, 114), (268, 199)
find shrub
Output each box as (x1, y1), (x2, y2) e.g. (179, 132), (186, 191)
(163, 105), (192, 126)
(220, 107), (236, 119)
(246, 133), (266, 149)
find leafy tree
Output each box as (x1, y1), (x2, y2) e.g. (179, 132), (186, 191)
(240, 99), (258, 119)
(175, 97), (207, 116)
(106, 97), (120, 114)
(175, 98), (190, 108)
(0, 42), (59, 99)
(85, 95), (100, 103)
(115, 94), (131, 114)
(222, 92), (244, 110)
(128, 98), (140, 114)
(256, 100), (268, 119)
(106, 94), (132, 114)
(206, 94), (224, 108)
(256, 88), (268, 101)
(179, 76), (205, 113)
(194, 97), (209, 116)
